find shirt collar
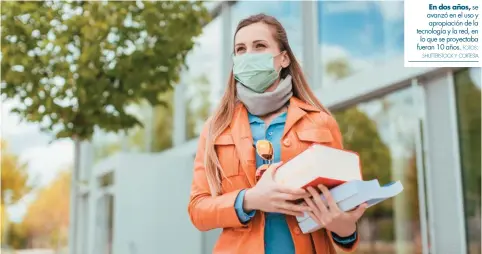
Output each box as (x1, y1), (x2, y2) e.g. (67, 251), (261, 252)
(248, 111), (287, 125)
(248, 112), (263, 124)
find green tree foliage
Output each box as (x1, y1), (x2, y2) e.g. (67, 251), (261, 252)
(1, 1), (210, 141)
(333, 107), (392, 216)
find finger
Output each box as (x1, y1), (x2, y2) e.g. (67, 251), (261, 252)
(277, 192), (310, 201)
(304, 197), (322, 222)
(307, 211), (322, 225)
(267, 161), (284, 177)
(276, 208), (304, 217)
(318, 184), (341, 214)
(276, 201), (312, 213)
(307, 186), (329, 214)
(276, 185), (309, 196)
(255, 164), (270, 180)
(277, 192), (309, 201)
(348, 203), (368, 220)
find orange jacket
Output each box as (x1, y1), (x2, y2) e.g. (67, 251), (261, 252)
(188, 97), (359, 254)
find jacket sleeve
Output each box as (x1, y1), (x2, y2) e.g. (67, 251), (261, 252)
(187, 121), (246, 231)
(327, 114), (344, 150)
(234, 189), (257, 223)
(326, 115), (360, 252)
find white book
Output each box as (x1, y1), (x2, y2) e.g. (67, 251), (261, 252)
(274, 144), (363, 189)
(296, 179), (404, 234)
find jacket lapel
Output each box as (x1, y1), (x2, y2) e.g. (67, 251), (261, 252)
(282, 97), (321, 138)
(230, 104), (257, 187)
(229, 98), (322, 187)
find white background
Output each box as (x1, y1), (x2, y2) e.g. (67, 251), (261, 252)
(405, 0), (482, 67)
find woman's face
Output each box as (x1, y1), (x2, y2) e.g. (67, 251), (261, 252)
(234, 22), (290, 74)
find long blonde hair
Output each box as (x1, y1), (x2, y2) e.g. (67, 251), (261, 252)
(204, 14), (330, 195)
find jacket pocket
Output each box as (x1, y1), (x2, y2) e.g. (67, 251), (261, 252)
(296, 128), (333, 144)
(215, 134), (240, 177)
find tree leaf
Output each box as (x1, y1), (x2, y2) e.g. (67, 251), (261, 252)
(1, 1), (210, 141)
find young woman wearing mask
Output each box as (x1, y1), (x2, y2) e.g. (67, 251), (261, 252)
(188, 14), (367, 254)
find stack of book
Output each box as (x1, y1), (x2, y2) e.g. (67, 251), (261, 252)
(273, 144), (404, 234)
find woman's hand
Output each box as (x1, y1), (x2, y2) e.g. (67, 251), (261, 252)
(244, 162), (312, 217)
(304, 184), (367, 237)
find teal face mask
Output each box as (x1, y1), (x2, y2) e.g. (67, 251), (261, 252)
(232, 52), (282, 93)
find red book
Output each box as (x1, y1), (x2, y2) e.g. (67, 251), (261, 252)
(273, 144), (363, 189)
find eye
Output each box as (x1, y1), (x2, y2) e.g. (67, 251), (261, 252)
(256, 43), (267, 49)
(235, 46), (246, 54)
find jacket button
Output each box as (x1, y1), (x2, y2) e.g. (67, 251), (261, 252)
(294, 227), (301, 235)
(283, 138), (291, 147)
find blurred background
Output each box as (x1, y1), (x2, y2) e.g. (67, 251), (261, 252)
(0, 1), (480, 254)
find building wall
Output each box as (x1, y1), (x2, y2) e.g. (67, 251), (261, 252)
(112, 153), (200, 254)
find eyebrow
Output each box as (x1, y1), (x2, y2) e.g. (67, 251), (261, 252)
(234, 39), (268, 47)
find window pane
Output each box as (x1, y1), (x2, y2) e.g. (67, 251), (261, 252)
(95, 194), (114, 254)
(151, 95), (174, 152)
(318, 1), (404, 86)
(231, 1), (303, 63)
(92, 129), (124, 163)
(125, 101), (159, 152)
(454, 68), (481, 254)
(182, 17), (222, 139)
(334, 88), (426, 254)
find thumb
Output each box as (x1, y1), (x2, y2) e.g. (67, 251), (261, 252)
(350, 203), (367, 219)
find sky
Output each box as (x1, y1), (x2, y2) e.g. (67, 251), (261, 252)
(1, 1), (408, 223)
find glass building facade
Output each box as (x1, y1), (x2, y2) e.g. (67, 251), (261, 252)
(454, 68), (481, 254)
(79, 2), (480, 254)
(318, 1), (404, 85)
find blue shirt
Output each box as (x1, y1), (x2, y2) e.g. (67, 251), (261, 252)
(233, 112), (357, 253)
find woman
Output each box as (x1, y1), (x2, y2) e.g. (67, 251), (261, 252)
(188, 14), (367, 254)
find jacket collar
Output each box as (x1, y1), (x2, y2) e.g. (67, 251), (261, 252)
(282, 97), (320, 137)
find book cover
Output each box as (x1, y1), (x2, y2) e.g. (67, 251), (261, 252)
(274, 144), (363, 189)
(296, 179), (404, 234)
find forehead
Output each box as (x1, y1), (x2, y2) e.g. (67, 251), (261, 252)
(234, 22), (275, 45)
